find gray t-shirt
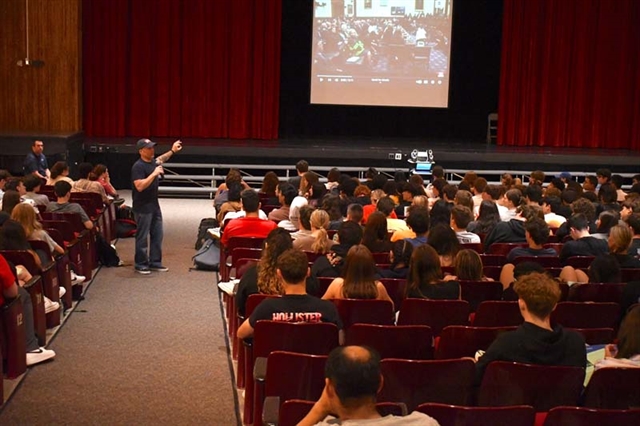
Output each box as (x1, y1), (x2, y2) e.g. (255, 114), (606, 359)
(316, 412), (439, 425)
(46, 202), (91, 224)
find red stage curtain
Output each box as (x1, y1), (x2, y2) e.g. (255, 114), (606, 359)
(498, 0), (640, 149)
(83, 0), (282, 140)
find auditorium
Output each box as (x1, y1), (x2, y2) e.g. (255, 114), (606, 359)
(0, 0), (639, 425)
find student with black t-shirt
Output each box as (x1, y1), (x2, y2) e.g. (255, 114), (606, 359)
(560, 213), (609, 262)
(237, 249), (342, 340)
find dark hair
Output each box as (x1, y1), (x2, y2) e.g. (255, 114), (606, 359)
(279, 183), (297, 206)
(341, 245), (378, 299)
(321, 194), (343, 221)
(338, 220), (363, 247)
(530, 170), (545, 185)
(390, 239), (413, 270)
(22, 174), (42, 192)
(4, 178), (23, 192)
(376, 197), (395, 217)
(339, 178), (358, 197)
(596, 168), (612, 180)
(550, 178), (565, 191)
(54, 180), (72, 198)
(504, 188), (523, 207)
(310, 182), (326, 201)
(402, 183), (422, 198)
(561, 189), (579, 205)
(371, 174), (388, 190)
(483, 184), (502, 201)
(296, 160), (309, 173)
(301, 171), (319, 195)
(596, 210), (619, 234)
(261, 171), (280, 195)
(513, 262), (546, 280)
(298, 205), (315, 231)
(78, 162), (94, 179)
(432, 179), (447, 198)
(474, 201), (501, 234)
(394, 171), (407, 183)
(542, 196), (562, 213)
(346, 204), (364, 224)
(427, 224), (460, 259)
(454, 190), (473, 211)
(240, 189), (259, 212)
(225, 169), (242, 186)
(525, 217), (550, 245)
(524, 185), (543, 204)
(361, 212), (388, 252)
(257, 228), (293, 295)
(598, 183), (617, 204)
(442, 184), (458, 201)
(571, 197), (596, 221)
(406, 205), (430, 235)
(382, 180), (398, 197)
(0, 170), (11, 182)
(325, 346), (381, 407)
(432, 165), (444, 179)
(567, 213), (589, 232)
(365, 167), (378, 180)
(1, 191), (21, 214)
(406, 244), (443, 296)
(627, 213), (640, 235)
(451, 205), (473, 229)
(588, 255), (621, 283)
(327, 167), (341, 183)
(92, 164), (108, 179)
(227, 181), (243, 202)
(458, 181), (471, 192)
(453, 249), (484, 281)
(0, 219), (31, 251)
(429, 199), (452, 228)
(584, 175), (598, 187)
(616, 306), (640, 359)
(611, 174), (624, 190)
(276, 249), (308, 284)
(473, 177), (488, 194)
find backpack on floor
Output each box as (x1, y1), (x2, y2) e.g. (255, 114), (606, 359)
(195, 217), (219, 250)
(116, 206), (137, 238)
(96, 234), (121, 267)
(190, 239), (220, 271)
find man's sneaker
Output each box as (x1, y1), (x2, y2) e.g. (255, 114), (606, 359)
(59, 286), (67, 298)
(135, 268), (151, 275)
(70, 272), (86, 285)
(149, 266), (169, 272)
(44, 297), (60, 314)
(26, 347), (56, 366)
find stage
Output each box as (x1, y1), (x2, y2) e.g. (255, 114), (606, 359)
(1, 134), (638, 189)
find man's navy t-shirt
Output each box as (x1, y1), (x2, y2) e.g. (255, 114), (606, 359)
(131, 158), (160, 213)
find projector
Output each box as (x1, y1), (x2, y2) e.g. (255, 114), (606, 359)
(408, 149), (435, 176)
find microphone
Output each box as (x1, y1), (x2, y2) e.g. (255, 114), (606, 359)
(155, 158), (164, 180)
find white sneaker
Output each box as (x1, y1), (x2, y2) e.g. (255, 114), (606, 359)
(71, 272), (86, 285)
(44, 297), (60, 314)
(26, 347), (56, 366)
(59, 287), (67, 298)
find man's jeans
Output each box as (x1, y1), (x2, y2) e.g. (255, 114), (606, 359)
(134, 208), (163, 269)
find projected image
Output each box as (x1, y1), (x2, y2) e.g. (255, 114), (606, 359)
(310, 0), (453, 108)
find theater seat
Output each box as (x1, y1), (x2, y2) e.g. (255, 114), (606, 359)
(0, 295), (27, 379)
(543, 406), (640, 426)
(583, 367), (640, 409)
(417, 402), (535, 426)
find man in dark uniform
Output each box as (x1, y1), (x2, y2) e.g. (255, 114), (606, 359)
(23, 140), (49, 179)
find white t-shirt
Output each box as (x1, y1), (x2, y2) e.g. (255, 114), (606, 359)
(222, 209), (268, 222)
(316, 411), (439, 425)
(289, 196), (308, 230)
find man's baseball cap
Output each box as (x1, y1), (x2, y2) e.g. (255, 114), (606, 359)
(136, 138), (156, 150)
(556, 172), (572, 180)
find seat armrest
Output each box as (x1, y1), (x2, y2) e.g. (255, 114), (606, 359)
(262, 396), (281, 426)
(253, 356), (268, 382)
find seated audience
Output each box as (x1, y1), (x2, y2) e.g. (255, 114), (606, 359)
(92, 164), (119, 199)
(591, 210), (619, 240)
(291, 206), (314, 241)
(220, 189), (277, 245)
(611, 174), (628, 202)
(270, 182), (297, 224)
(475, 272), (586, 384)
(468, 200), (501, 236)
(22, 174), (49, 207)
(608, 224), (640, 268)
(259, 171), (280, 206)
(555, 197), (597, 241)
(217, 181), (242, 225)
(394, 205), (430, 246)
(598, 182), (621, 214)
(325, 167), (341, 192)
(530, 170), (545, 186)
(298, 345), (439, 426)
(353, 184), (372, 207)
(559, 213), (608, 262)
(72, 162), (108, 204)
(499, 188), (522, 221)
(237, 249), (342, 340)
(363, 189), (396, 224)
(455, 189), (474, 212)
(376, 196), (409, 233)
(46, 181), (94, 230)
(524, 184), (543, 206)
(596, 305), (640, 369)
(471, 177), (487, 209)
(338, 177), (359, 217)
(451, 205), (480, 243)
(294, 209), (335, 254)
(1, 189), (21, 214)
(428, 224), (460, 267)
(560, 254), (621, 284)
(312, 221), (363, 278)
(394, 183), (420, 217)
(329, 202), (362, 231)
(288, 159), (308, 191)
(235, 228), (292, 317)
(430, 198), (453, 228)
(506, 217), (557, 262)
(484, 205), (543, 250)
(46, 161), (73, 186)
(541, 195), (566, 228)
(445, 249), (493, 282)
(405, 244), (460, 300)
(379, 239), (414, 279)
(308, 182), (327, 208)
(322, 245), (393, 308)
(361, 211), (391, 254)
(627, 213), (640, 255)
(0, 254), (56, 366)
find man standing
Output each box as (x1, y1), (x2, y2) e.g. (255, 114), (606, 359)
(131, 138), (182, 274)
(23, 140), (49, 180)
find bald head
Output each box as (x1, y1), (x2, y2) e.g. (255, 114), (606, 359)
(325, 346), (381, 407)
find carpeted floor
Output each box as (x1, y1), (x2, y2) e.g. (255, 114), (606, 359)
(0, 194), (239, 425)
